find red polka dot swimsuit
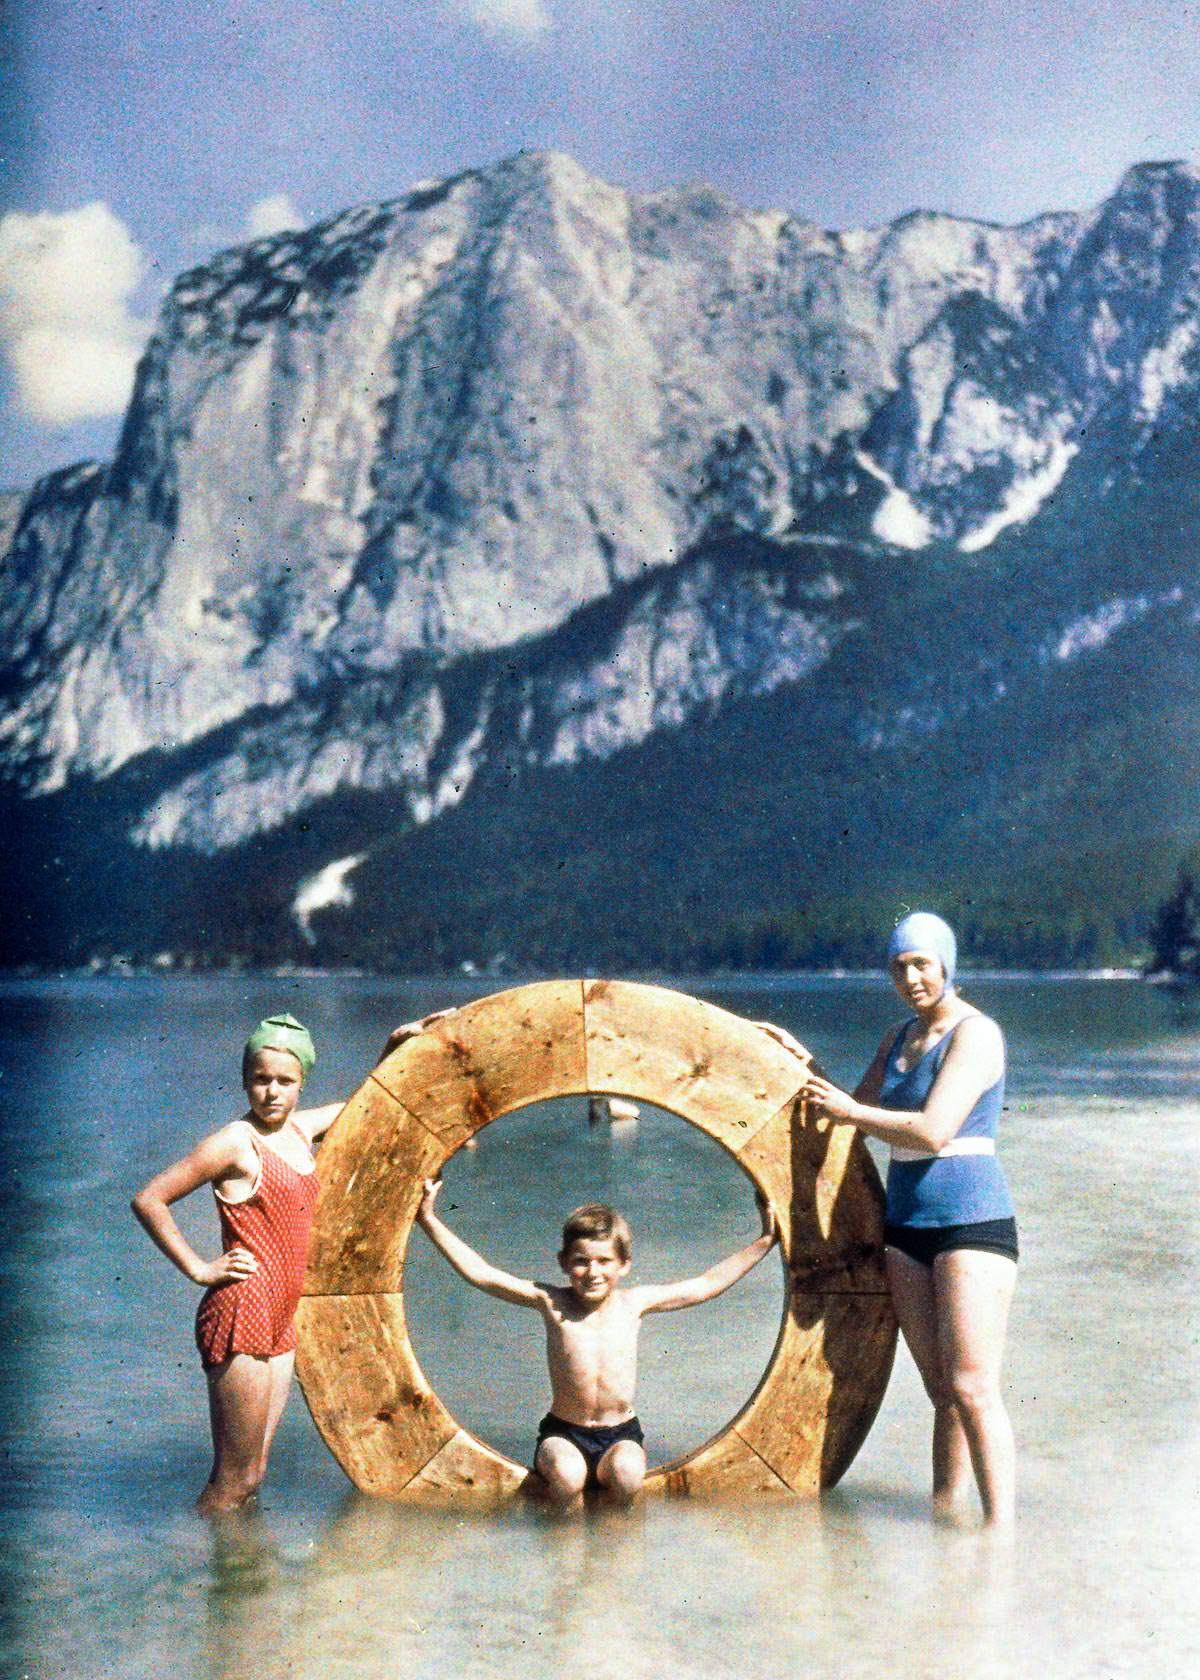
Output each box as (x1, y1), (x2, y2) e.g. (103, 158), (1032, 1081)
(194, 1123), (320, 1370)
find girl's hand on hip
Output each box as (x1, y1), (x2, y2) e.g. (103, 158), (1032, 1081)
(195, 1247), (258, 1287)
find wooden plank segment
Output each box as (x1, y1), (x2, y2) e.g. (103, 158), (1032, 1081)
(295, 1293), (457, 1499)
(648, 1429), (793, 1499)
(400, 1429), (529, 1506)
(303, 1077), (446, 1296)
(733, 1294), (897, 1492)
(582, 980), (809, 1153)
(739, 1100), (890, 1296)
(372, 979), (588, 1145)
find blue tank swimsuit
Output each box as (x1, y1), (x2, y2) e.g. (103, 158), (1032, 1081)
(880, 1017), (1014, 1229)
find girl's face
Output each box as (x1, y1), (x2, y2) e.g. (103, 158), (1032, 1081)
(244, 1048), (304, 1125)
(889, 949), (946, 1010)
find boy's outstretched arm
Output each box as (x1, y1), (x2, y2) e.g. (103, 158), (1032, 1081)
(634, 1194), (778, 1315)
(416, 1178), (546, 1309)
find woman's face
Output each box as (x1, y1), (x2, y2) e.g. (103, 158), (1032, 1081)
(244, 1047), (304, 1125)
(889, 949), (946, 1009)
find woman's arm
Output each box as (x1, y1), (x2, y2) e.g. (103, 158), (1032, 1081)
(806, 1016), (1004, 1152)
(635, 1196), (778, 1315)
(416, 1179), (546, 1309)
(130, 1125), (259, 1286)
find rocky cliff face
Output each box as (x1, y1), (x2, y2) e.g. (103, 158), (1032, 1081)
(3, 152), (1199, 962)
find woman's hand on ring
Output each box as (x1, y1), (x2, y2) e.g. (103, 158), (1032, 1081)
(803, 1074), (860, 1125)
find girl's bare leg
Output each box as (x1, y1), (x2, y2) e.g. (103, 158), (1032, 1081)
(935, 1249), (1017, 1527)
(886, 1247), (972, 1512)
(198, 1354), (272, 1514)
(257, 1351), (296, 1482)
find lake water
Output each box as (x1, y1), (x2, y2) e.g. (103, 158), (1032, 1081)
(2, 973), (1196, 1679)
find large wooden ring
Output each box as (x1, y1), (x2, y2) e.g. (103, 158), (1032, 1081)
(295, 980), (897, 1501)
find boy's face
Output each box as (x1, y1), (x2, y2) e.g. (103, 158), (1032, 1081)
(559, 1237), (630, 1306)
(244, 1048), (304, 1125)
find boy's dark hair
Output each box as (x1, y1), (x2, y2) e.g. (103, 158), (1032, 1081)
(559, 1202), (632, 1264)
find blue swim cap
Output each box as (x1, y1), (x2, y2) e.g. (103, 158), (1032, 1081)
(886, 912), (957, 993)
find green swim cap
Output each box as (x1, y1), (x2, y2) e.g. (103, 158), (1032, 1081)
(243, 1012), (316, 1083)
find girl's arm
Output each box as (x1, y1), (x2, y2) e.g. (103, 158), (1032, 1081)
(635, 1196), (778, 1315)
(292, 1102), (344, 1145)
(806, 1016), (1004, 1153)
(131, 1125), (260, 1286)
(416, 1179), (546, 1309)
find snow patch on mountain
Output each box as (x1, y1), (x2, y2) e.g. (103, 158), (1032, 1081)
(959, 438), (1077, 552)
(294, 854), (365, 940)
(856, 450), (934, 549)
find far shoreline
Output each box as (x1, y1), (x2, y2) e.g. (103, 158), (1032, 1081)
(0, 963), (1153, 986)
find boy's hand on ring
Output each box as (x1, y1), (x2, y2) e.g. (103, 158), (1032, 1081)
(754, 1190), (778, 1242)
(418, 1176), (442, 1220)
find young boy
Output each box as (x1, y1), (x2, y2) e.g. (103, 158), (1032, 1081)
(416, 1178), (778, 1504)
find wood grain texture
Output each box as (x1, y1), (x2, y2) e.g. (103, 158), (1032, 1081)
(295, 1293), (458, 1499)
(296, 980), (897, 1502)
(739, 1100), (890, 1295)
(401, 1429), (530, 1505)
(582, 979), (808, 1152)
(303, 1077), (444, 1296)
(649, 1431), (792, 1499)
(732, 1294), (897, 1492)
(372, 979), (588, 1144)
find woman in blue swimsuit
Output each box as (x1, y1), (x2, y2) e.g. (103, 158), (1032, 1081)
(769, 911), (1017, 1526)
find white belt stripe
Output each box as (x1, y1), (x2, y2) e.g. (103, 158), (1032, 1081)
(890, 1137), (996, 1163)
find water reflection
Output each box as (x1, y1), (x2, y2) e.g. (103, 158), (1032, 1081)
(204, 1507), (295, 1680)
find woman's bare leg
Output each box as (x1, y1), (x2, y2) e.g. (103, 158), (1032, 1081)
(935, 1249), (1017, 1527)
(886, 1247), (972, 1512)
(198, 1354), (272, 1514)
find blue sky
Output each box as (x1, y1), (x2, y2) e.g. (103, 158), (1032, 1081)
(2, 0), (1198, 487)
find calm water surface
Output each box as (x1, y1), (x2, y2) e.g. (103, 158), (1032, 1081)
(1, 974), (1197, 1679)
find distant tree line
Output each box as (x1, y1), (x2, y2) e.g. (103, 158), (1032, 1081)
(1146, 848), (1200, 981)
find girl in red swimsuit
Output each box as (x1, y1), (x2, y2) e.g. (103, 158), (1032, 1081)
(132, 1010), (444, 1513)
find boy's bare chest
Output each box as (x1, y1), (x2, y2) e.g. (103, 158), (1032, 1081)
(549, 1299), (638, 1365)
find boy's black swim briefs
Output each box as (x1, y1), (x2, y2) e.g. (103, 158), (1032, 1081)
(534, 1412), (645, 1485)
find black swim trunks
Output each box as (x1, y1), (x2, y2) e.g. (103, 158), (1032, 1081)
(884, 1217), (1019, 1267)
(535, 1412), (645, 1486)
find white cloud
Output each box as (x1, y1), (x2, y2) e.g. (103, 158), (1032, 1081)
(246, 194), (304, 239)
(0, 202), (150, 426)
(462, 0), (552, 40)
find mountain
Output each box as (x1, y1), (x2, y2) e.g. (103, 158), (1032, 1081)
(2, 152), (1199, 970)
